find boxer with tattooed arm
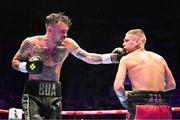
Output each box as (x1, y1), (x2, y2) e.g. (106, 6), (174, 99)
(12, 12), (125, 120)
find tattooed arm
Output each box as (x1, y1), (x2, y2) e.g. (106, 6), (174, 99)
(64, 38), (116, 64)
(72, 47), (103, 64)
(12, 38), (31, 71)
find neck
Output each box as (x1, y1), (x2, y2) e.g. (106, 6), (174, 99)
(43, 34), (57, 49)
(136, 47), (145, 52)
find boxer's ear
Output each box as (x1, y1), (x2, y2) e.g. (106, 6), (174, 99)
(135, 38), (140, 46)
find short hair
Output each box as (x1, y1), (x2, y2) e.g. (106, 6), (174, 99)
(45, 12), (72, 27)
(126, 29), (147, 44)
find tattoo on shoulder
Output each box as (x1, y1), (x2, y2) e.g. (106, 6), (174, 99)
(19, 40), (31, 52)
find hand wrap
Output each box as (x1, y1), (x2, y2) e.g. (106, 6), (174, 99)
(115, 90), (128, 108)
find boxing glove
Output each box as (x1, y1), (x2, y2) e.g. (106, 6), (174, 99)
(111, 47), (126, 63)
(102, 47), (126, 64)
(19, 56), (43, 74)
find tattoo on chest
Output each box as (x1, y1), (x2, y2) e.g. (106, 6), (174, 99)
(51, 46), (67, 62)
(33, 45), (67, 63)
(33, 47), (49, 60)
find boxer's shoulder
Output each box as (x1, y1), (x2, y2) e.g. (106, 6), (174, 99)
(62, 37), (79, 49)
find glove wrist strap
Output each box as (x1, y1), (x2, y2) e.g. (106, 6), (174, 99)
(19, 62), (28, 73)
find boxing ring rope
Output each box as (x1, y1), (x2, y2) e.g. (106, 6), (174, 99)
(62, 109), (129, 116)
(0, 107), (180, 115)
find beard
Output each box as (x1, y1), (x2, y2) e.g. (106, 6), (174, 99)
(55, 36), (66, 45)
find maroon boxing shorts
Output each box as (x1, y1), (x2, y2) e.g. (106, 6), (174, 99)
(135, 104), (171, 119)
(127, 91), (172, 119)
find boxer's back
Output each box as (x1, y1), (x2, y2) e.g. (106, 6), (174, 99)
(125, 50), (165, 91)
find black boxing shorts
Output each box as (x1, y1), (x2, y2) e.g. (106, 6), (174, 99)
(22, 80), (62, 120)
(127, 91), (172, 119)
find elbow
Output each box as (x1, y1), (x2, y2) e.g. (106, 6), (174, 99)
(85, 60), (97, 64)
(84, 60), (95, 64)
(169, 80), (176, 90)
(164, 81), (176, 91)
(172, 82), (176, 90)
(84, 58), (101, 65)
(113, 83), (124, 93)
(85, 54), (103, 64)
(12, 60), (18, 70)
(12, 63), (16, 70)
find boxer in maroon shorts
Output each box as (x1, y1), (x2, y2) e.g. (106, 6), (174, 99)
(128, 91), (172, 119)
(113, 29), (176, 119)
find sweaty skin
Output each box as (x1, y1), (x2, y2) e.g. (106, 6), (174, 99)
(113, 29), (176, 120)
(117, 49), (173, 91)
(12, 18), (122, 82)
(12, 36), (104, 81)
(12, 12), (124, 120)
(114, 29), (176, 95)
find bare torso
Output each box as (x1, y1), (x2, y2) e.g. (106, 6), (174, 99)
(25, 36), (71, 81)
(125, 50), (165, 91)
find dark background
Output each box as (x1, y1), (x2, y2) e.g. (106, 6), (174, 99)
(0, 0), (180, 119)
